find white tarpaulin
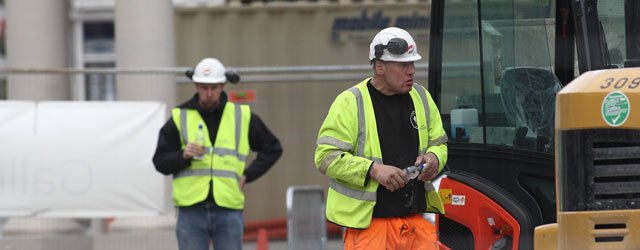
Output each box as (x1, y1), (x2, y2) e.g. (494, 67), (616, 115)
(0, 101), (166, 217)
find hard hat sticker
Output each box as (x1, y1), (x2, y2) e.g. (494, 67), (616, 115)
(439, 189), (452, 204)
(602, 91), (630, 127)
(451, 195), (466, 206)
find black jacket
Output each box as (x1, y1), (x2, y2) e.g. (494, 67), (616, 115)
(152, 92), (283, 183)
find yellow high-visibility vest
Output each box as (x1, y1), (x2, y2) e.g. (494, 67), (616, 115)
(171, 102), (251, 209)
(315, 78), (448, 229)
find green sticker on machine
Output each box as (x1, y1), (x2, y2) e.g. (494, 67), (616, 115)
(601, 91), (630, 126)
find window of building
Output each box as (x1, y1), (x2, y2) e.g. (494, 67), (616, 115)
(0, 80), (5, 100)
(0, 0), (5, 100)
(83, 21), (114, 54)
(85, 62), (116, 101)
(76, 20), (116, 100)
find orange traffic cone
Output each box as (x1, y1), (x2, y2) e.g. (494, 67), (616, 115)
(256, 228), (269, 250)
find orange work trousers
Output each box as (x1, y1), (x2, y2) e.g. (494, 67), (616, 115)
(344, 214), (439, 250)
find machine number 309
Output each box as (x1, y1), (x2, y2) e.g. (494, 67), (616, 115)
(600, 77), (640, 89)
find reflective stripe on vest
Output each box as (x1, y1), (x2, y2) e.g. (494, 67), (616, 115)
(349, 87), (367, 157)
(174, 168), (240, 181)
(329, 178), (376, 202)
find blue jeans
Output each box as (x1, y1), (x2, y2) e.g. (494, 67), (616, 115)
(176, 200), (244, 250)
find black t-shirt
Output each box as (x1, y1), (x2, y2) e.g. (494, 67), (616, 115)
(367, 81), (427, 217)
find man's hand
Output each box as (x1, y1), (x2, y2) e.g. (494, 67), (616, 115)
(182, 143), (204, 160)
(240, 175), (247, 190)
(415, 153), (439, 181)
(369, 163), (410, 192)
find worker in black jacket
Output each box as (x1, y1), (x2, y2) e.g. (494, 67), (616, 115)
(153, 58), (282, 250)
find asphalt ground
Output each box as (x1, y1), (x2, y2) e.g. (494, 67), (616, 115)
(0, 217), (344, 250)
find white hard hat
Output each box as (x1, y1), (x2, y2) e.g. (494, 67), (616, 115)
(192, 58), (227, 84)
(368, 27), (422, 62)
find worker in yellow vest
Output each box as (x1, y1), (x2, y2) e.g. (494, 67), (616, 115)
(314, 27), (448, 250)
(153, 58), (283, 250)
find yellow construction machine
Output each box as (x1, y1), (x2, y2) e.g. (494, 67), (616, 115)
(535, 68), (640, 249)
(428, 0), (640, 249)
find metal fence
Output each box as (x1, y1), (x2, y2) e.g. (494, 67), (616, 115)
(0, 64), (428, 101)
(175, 0), (429, 8)
(0, 64), (429, 250)
(0, 66), (180, 249)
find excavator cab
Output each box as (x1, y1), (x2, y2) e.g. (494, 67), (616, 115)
(428, 0), (640, 249)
